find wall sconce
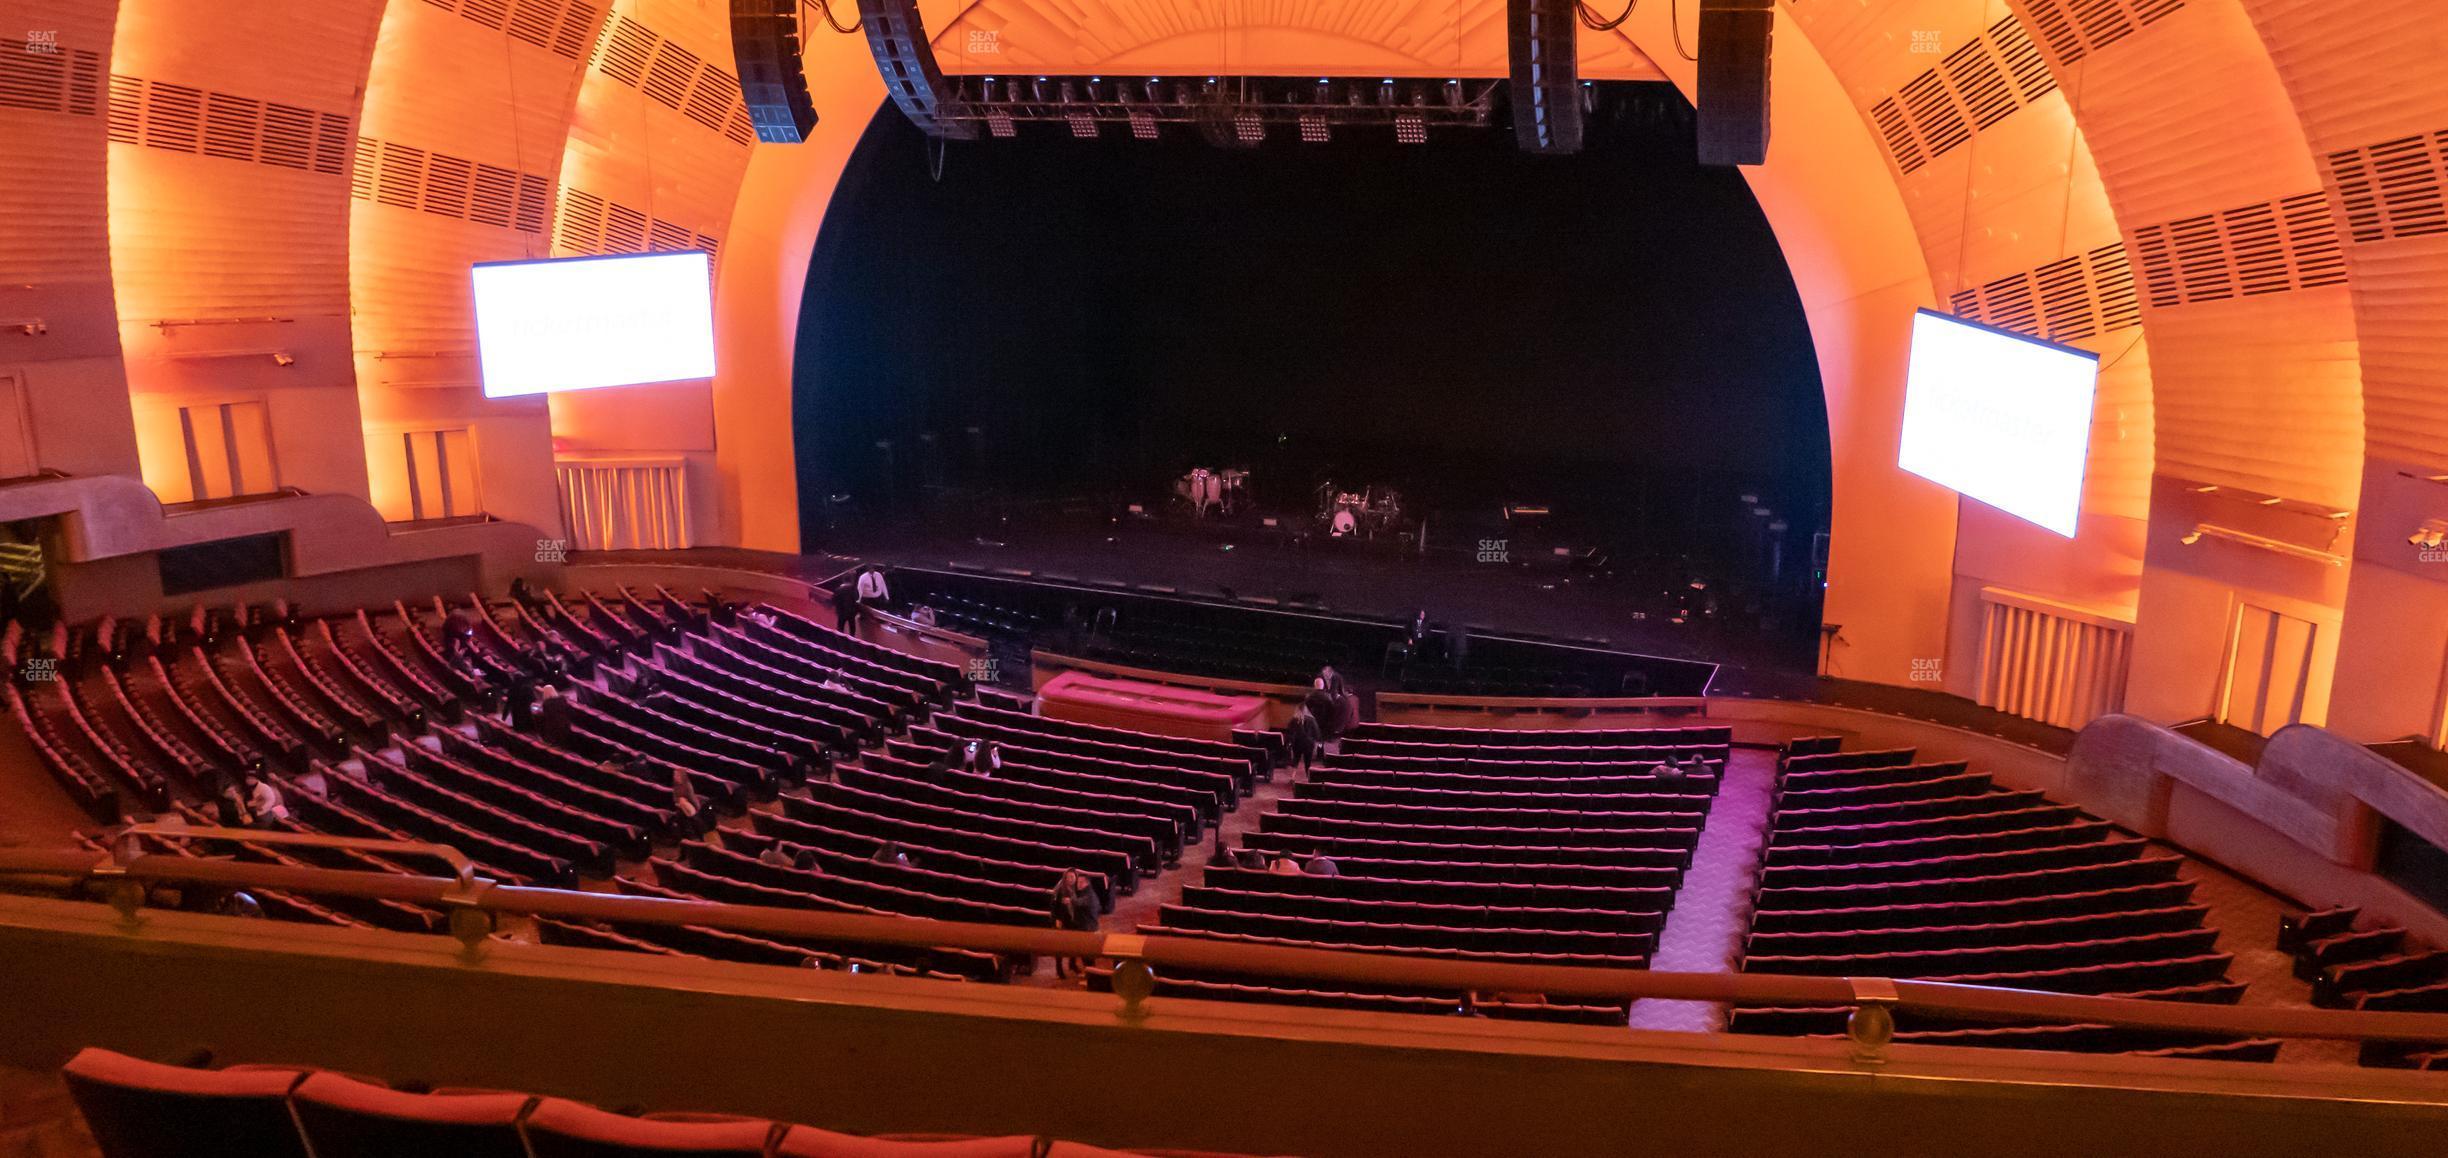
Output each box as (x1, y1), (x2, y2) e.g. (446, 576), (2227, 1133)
(4, 319), (45, 336)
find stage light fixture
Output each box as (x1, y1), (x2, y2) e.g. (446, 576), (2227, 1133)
(1299, 110), (1330, 143)
(986, 108), (1017, 137)
(1395, 113), (1427, 144)
(1128, 109), (1158, 139)
(1067, 111), (1098, 138)
(1234, 110), (1265, 144)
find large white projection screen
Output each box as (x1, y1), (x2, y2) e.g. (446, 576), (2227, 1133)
(1897, 309), (2101, 538)
(472, 252), (716, 397)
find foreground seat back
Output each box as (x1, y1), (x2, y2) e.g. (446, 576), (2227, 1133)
(289, 1072), (532, 1158)
(774, 1125), (1039, 1157)
(61, 1048), (309, 1158)
(522, 1098), (780, 1158)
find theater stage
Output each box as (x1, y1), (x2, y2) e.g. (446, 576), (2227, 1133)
(816, 512), (1814, 674)
(579, 522), (2083, 759)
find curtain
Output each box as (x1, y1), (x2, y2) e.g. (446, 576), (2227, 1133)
(555, 458), (692, 550)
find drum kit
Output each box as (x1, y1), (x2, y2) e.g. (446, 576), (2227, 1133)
(1169, 467), (1404, 538)
(1318, 482), (1405, 539)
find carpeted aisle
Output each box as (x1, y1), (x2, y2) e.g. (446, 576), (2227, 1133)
(1627, 747), (1781, 1032)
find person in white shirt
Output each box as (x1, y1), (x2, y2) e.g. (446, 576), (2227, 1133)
(244, 776), (289, 828)
(855, 566), (891, 606)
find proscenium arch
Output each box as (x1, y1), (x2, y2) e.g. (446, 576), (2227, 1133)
(710, 2), (1955, 681)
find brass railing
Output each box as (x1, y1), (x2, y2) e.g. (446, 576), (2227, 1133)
(7, 830), (2448, 1064)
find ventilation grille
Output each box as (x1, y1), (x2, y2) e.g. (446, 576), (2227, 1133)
(588, 14), (756, 147)
(2324, 130), (2448, 244)
(2021, 0), (2185, 68)
(421, 0), (600, 59)
(106, 74), (350, 175)
(0, 48), (103, 116)
(1948, 243), (2140, 342)
(1869, 18), (2058, 175)
(350, 136), (550, 233)
(2128, 191), (2346, 309)
(552, 185), (719, 266)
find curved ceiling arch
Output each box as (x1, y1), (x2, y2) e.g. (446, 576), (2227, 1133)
(347, 0), (610, 532)
(1777, 0), (2157, 630)
(711, 0), (1957, 680)
(106, 0), (386, 504)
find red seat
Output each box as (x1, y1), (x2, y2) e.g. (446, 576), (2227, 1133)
(1047, 1146), (1288, 1158)
(773, 1126), (1036, 1157)
(60, 1048), (309, 1158)
(522, 1097), (777, 1157)
(288, 1072), (532, 1158)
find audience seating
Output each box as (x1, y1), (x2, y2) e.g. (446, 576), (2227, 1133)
(13, 582), (2407, 1074)
(290, 1072), (533, 1158)
(2272, 910), (2448, 1066)
(61, 1048), (310, 1158)
(1128, 722), (1718, 1023)
(1734, 736), (2244, 1060)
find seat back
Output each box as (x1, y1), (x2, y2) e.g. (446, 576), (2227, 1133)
(61, 1048), (309, 1158)
(774, 1125), (1038, 1157)
(522, 1098), (778, 1157)
(289, 1072), (532, 1158)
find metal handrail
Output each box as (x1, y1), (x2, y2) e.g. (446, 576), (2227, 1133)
(8, 843), (2448, 1052)
(107, 823), (480, 887)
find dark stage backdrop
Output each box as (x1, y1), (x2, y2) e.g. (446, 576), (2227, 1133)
(795, 84), (1829, 577)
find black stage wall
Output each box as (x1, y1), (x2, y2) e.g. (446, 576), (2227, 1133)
(794, 84), (1828, 582)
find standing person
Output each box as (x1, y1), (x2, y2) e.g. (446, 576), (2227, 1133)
(1285, 704), (1322, 773)
(855, 566), (892, 618)
(1304, 678), (1341, 740)
(1315, 664), (1356, 736)
(1049, 869), (1098, 979)
(830, 579), (862, 636)
(503, 676), (539, 730)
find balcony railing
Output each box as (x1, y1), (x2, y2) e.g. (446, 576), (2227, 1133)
(6, 826), (2448, 1062)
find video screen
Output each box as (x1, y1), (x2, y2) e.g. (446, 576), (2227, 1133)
(471, 251), (716, 397)
(1897, 308), (2100, 537)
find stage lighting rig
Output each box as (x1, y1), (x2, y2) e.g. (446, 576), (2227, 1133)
(939, 75), (1496, 146)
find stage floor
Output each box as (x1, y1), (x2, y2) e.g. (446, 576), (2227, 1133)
(577, 530), (2083, 756)
(818, 515), (1818, 673)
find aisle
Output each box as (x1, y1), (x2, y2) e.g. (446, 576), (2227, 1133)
(1626, 747), (1781, 1032)
(1099, 758), (1307, 936)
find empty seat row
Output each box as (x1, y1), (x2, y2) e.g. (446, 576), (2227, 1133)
(1737, 738), (2241, 1060)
